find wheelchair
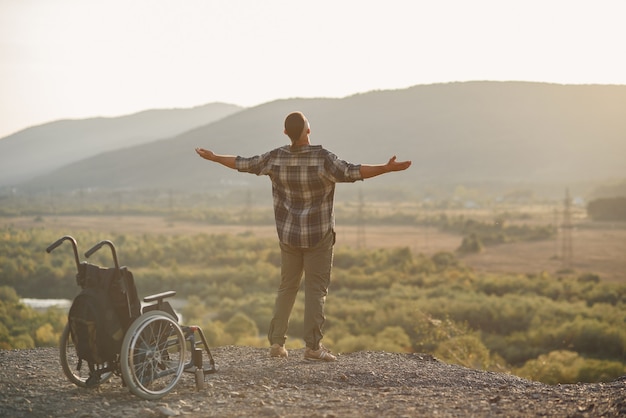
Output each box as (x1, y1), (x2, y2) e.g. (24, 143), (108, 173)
(47, 235), (217, 400)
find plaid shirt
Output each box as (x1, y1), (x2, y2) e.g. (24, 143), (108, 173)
(236, 144), (362, 248)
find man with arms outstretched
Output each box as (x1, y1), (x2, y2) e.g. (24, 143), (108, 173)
(196, 111), (411, 361)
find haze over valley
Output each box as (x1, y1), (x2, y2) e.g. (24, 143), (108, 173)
(1, 82), (625, 202)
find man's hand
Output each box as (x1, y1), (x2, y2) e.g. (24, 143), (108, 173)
(385, 156), (412, 172)
(359, 156), (412, 179)
(195, 147), (216, 161)
(195, 147), (237, 169)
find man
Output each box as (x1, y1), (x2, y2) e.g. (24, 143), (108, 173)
(195, 111), (411, 361)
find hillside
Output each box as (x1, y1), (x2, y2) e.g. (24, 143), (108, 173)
(0, 103), (242, 187)
(10, 81), (626, 197)
(1, 346), (624, 417)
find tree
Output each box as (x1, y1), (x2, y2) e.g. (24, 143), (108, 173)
(587, 197), (626, 221)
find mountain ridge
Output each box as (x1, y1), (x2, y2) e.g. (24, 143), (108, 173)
(4, 82), (626, 197)
(0, 103), (243, 187)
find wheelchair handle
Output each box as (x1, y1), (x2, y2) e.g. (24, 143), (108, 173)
(85, 240), (120, 270)
(46, 235), (80, 271)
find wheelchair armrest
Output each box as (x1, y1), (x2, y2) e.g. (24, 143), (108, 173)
(143, 290), (176, 303)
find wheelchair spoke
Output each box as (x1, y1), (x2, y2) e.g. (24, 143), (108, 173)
(120, 311), (186, 400)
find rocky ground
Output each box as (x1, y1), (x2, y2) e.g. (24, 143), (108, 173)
(1, 346), (625, 417)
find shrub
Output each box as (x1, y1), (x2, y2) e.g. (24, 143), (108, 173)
(515, 350), (581, 384)
(516, 350), (626, 384)
(435, 334), (493, 370)
(457, 233), (483, 254)
(225, 312), (259, 344)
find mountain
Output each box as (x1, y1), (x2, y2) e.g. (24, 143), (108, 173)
(0, 103), (243, 187)
(8, 82), (626, 197)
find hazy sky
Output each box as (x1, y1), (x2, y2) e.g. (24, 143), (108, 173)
(1, 0), (624, 138)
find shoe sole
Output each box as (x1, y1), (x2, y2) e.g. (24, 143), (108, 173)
(304, 355), (336, 362)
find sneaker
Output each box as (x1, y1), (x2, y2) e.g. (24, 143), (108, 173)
(304, 345), (337, 362)
(269, 343), (288, 358)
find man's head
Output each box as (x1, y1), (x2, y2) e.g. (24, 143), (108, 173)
(284, 111), (310, 143)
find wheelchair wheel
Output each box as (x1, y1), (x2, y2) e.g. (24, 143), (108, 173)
(120, 311), (186, 400)
(59, 323), (113, 387)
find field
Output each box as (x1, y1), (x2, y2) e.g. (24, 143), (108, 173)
(462, 222), (626, 282)
(2, 214), (625, 283)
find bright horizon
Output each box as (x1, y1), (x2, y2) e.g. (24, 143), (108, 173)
(1, 0), (625, 139)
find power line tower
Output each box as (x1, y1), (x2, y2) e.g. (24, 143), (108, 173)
(560, 188), (574, 269)
(356, 189), (366, 249)
(553, 207), (559, 258)
(243, 189), (253, 229)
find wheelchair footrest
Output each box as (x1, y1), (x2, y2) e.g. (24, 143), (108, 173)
(184, 364), (218, 375)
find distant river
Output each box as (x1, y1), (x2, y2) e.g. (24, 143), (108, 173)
(21, 298), (72, 310)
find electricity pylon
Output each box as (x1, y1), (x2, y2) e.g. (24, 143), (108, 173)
(356, 189), (366, 249)
(560, 188), (573, 269)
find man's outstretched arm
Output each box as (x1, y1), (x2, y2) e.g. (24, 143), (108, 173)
(195, 148), (237, 169)
(360, 156), (412, 179)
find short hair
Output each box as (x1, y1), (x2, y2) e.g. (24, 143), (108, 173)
(284, 112), (307, 143)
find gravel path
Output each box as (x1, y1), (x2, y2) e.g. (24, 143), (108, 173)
(1, 346), (625, 417)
